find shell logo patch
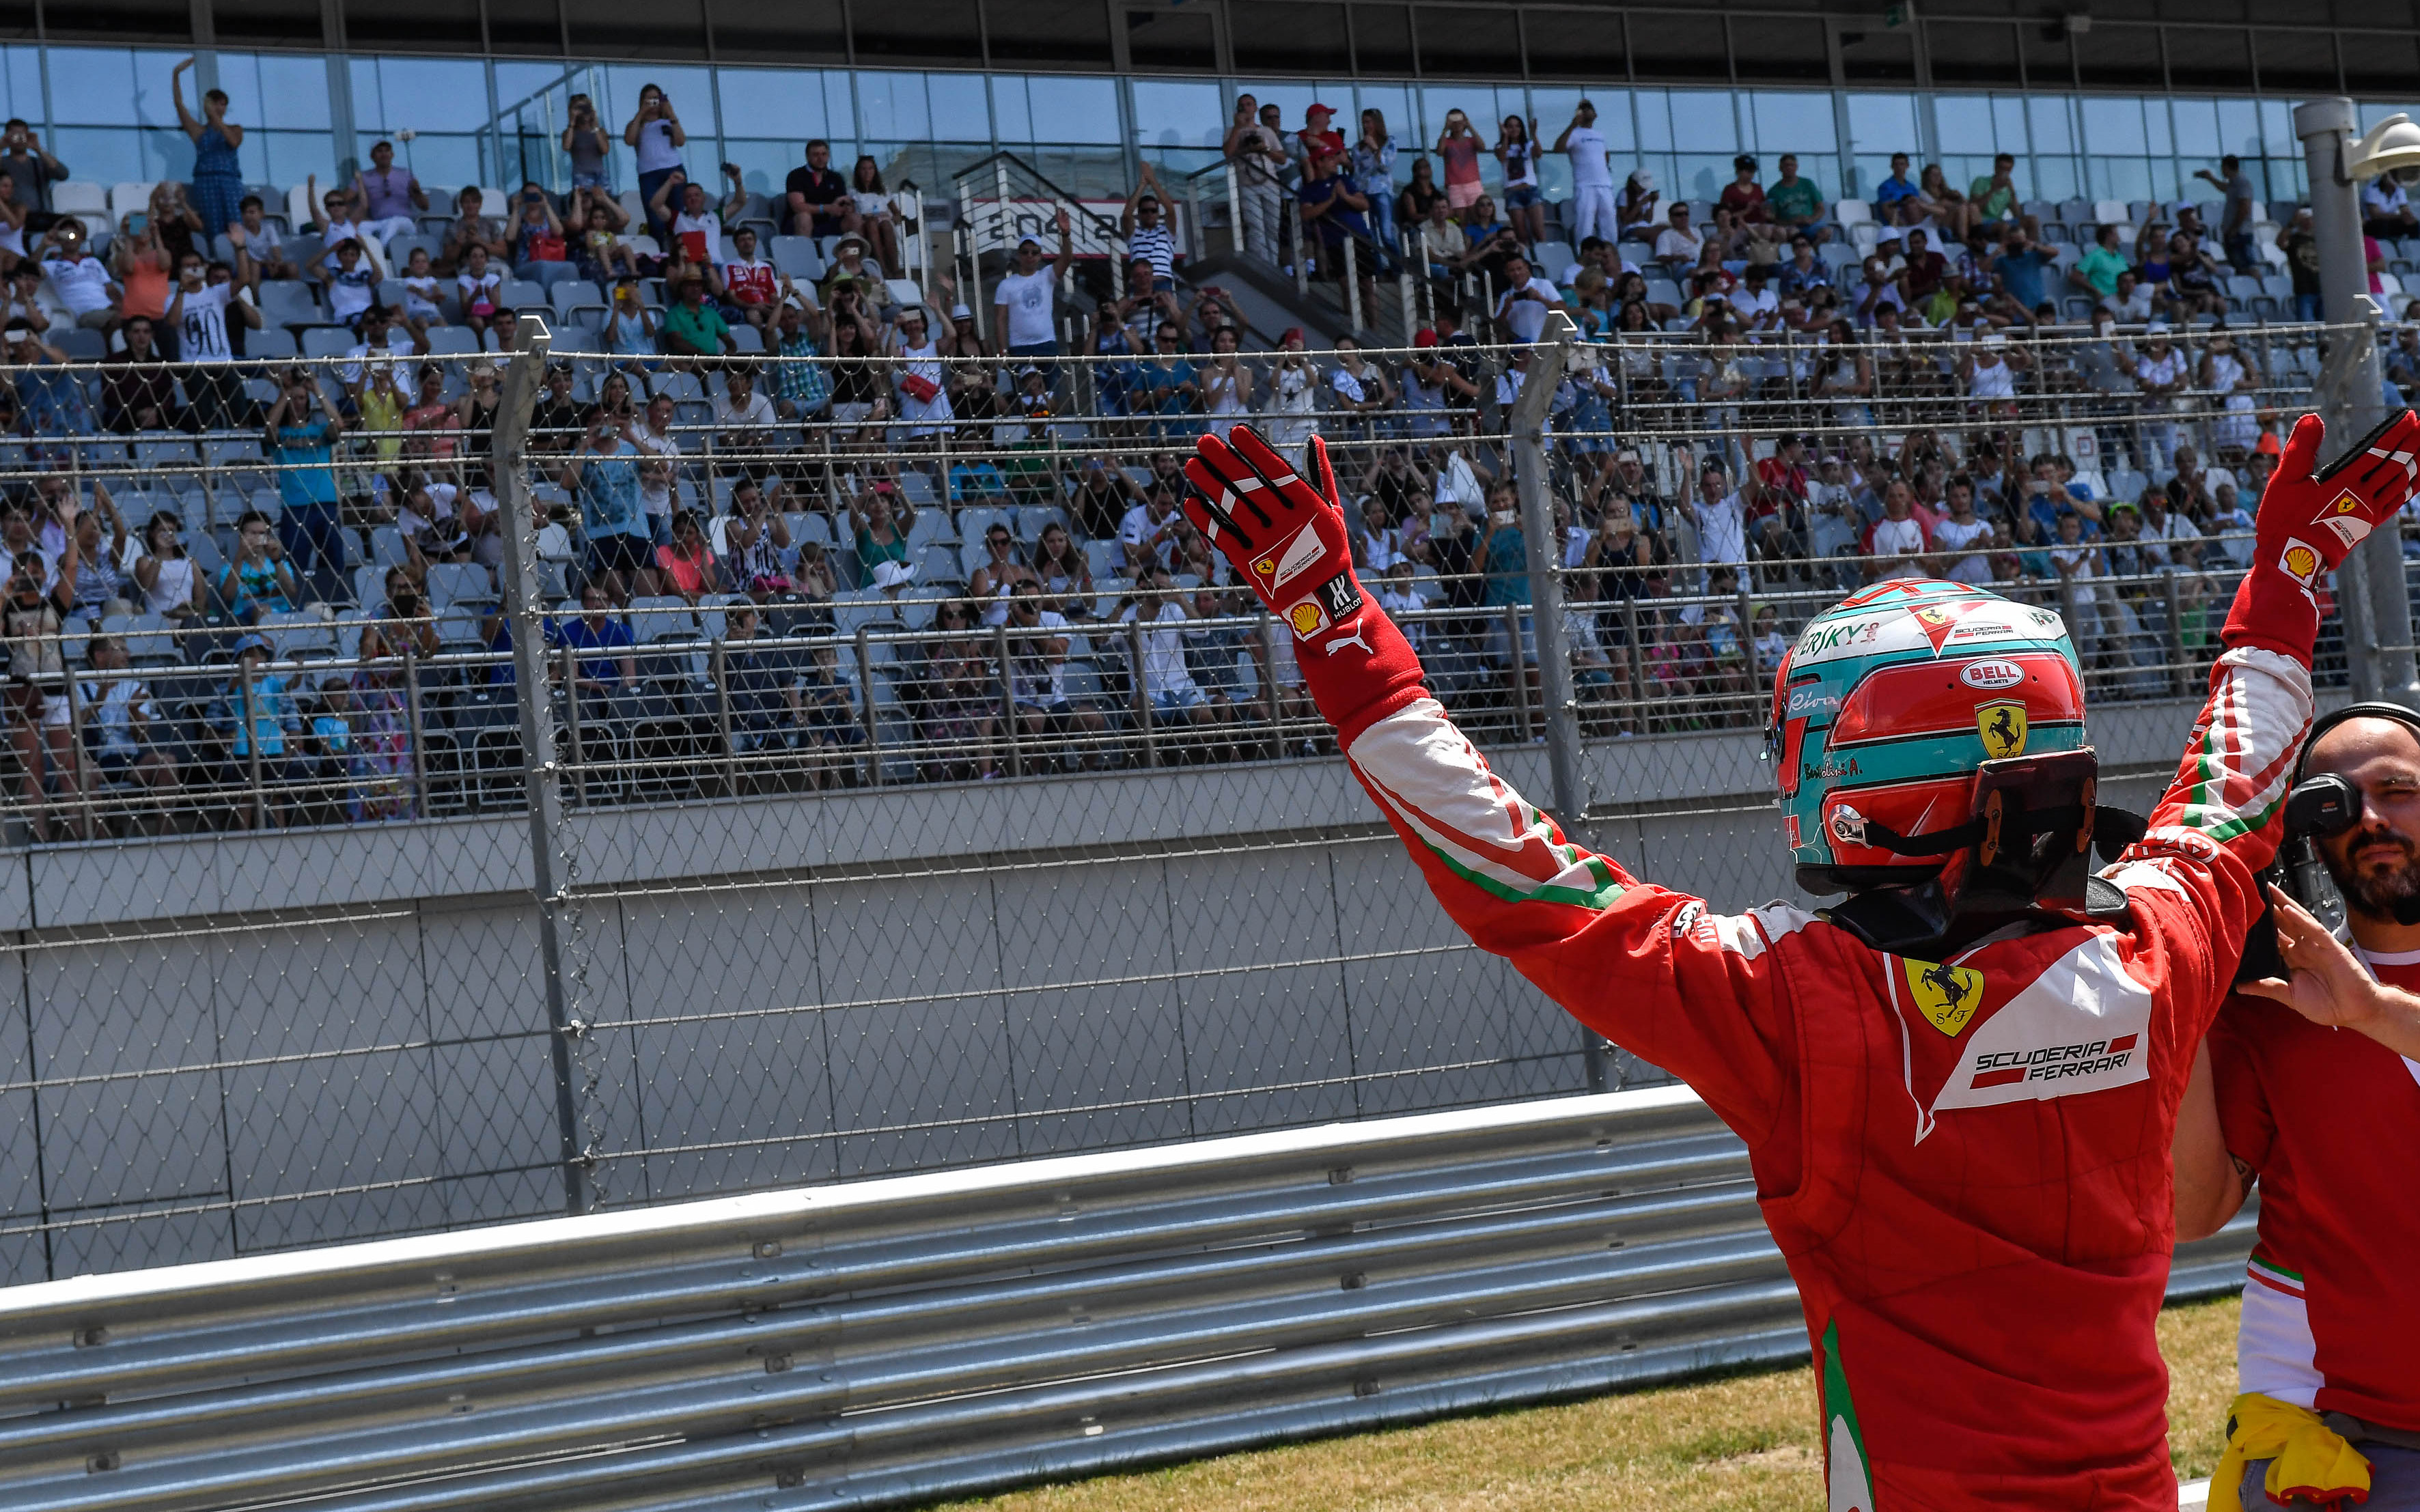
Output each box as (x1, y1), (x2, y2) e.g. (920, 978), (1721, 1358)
(1975, 699), (2027, 759)
(1904, 958), (1984, 1036)
(1287, 599), (1329, 638)
(2279, 540), (2322, 589)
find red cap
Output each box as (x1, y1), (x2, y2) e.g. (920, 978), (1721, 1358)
(1413, 328), (1439, 348)
(1280, 326), (1304, 345)
(2255, 431), (2283, 456)
(1307, 102), (1335, 117)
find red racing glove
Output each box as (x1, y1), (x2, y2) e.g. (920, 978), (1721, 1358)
(2225, 408), (2420, 664)
(1183, 426), (1429, 746)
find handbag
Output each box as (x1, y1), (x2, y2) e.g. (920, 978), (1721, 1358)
(527, 234), (568, 263)
(901, 373), (941, 404)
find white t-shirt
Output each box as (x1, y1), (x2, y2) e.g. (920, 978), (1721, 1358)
(1494, 276), (1561, 344)
(2365, 181), (2408, 216)
(1563, 125), (1613, 189)
(342, 328), (417, 389)
(42, 255), (111, 316)
(173, 281), (236, 363)
(631, 422), (679, 522)
(634, 118), (682, 174)
(1693, 493), (1746, 565)
(1122, 599), (1198, 697)
(1118, 502), (1170, 565)
(458, 268), (503, 316)
(1654, 227), (1702, 263)
(1934, 514), (1992, 583)
(994, 268), (1057, 349)
(400, 275), (444, 320)
(1731, 285), (1781, 325)
(1871, 514), (1928, 559)
(673, 210), (724, 265)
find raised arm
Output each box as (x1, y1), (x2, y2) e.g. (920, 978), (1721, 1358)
(1180, 424), (1796, 1132)
(170, 57), (201, 139)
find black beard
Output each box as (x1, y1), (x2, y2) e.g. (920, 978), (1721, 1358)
(2326, 826), (2420, 919)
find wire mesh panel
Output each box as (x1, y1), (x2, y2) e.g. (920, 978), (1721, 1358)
(0, 318), (2369, 1277)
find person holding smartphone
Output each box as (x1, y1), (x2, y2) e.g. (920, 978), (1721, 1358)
(624, 83), (687, 238)
(562, 93), (611, 192)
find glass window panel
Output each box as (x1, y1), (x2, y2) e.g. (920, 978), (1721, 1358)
(987, 0), (1111, 65)
(372, 58), (492, 135)
(136, 125), (189, 179)
(48, 48), (134, 126)
(1927, 21), (2020, 85)
(2145, 97), (2171, 156)
(856, 71), (930, 143)
(1587, 89), (1636, 153)
(1752, 92), (1836, 154)
(2257, 100), (2291, 159)
(2073, 24), (2161, 86)
(1521, 14), (1623, 83)
(1629, 14), (1727, 81)
(2164, 29), (2251, 90)
(715, 68), (831, 143)
(1934, 95), (1994, 156)
(2078, 96), (2145, 156)
(2030, 156), (2079, 201)
(126, 48), (189, 131)
(402, 133), (483, 187)
(2252, 29), (2336, 91)
(602, 66), (713, 139)
(1671, 154), (1733, 209)
(51, 126), (142, 184)
(2085, 156), (2150, 202)
(722, 139), (805, 197)
(928, 73), (988, 141)
(1027, 74), (1119, 143)
(1845, 92), (1917, 158)
(1848, 154), (1897, 199)
(992, 75), (1033, 143)
(348, 57), (383, 135)
(2027, 96), (2073, 154)
(1665, 90), (1736, 153)
(717, 0), (846, 62)
(1234, 1), (1348, 72)
(1130, 80), (1223, 152)
(1992, 96), (2027, 153)
(853, 0), (983, 64)
(2167, 97), (2217, 159)
(1731, 18), (1827, 81)
(1354, 5), (1414, 76)
(4, 48), (39, 117)
(1632, 88), (1671, 154)
(239, 55), (333, 132)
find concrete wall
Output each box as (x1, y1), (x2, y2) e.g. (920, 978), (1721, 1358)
(0, 700), (2213, 1280)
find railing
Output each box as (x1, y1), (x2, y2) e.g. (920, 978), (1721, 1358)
(0, 1086), (2256, 1512)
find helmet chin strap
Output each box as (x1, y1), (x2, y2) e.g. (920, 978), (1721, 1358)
(1818, 803), (2149, 958)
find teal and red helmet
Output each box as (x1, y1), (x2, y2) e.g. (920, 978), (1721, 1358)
(1769, 579), (2089, 895)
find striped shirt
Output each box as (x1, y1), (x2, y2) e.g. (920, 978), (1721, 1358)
(1128, 223), (1176, 282)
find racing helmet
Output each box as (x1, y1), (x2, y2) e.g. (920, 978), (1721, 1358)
(1769, 579), (2090, 897)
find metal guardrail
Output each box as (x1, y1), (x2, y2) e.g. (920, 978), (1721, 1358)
(0, 1085), (2252, 1512)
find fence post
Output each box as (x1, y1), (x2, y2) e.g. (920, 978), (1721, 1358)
(402, 646), (429, 817)
(1290, 204), (1308, 298)
(238, 656), (266, 831)
(2160, 570), (2191, 699)
(855, 626), (884, 786)
(1506, 309), (1604, 1091)
(1343, 236), (1362, 333)
(494, 313), (591, 1217)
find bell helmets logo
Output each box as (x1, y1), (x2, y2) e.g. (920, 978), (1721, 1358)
(1958, 658), (2025, 691)
(1975, 699), (2028, 759)
(2280, 539), (2323, 590)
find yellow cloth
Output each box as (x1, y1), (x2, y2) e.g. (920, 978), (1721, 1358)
(2210, 1392), (2373, 1511)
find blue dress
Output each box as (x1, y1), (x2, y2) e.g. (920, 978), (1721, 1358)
(192, 124), (243, 238)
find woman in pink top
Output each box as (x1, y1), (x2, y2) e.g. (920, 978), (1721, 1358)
(652, 509), (723, 602)
(1436, 109), (1483, 215)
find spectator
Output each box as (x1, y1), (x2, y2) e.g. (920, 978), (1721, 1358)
(305, 176), (371, 263)
(1296, 148), (1374, 290)
(2068, 223), (2128, 303)
(40, 220), (118, 333)
(2193, 154), (2259, 272)
(570, 186), (639, 285)
(1874, 152), (1919, 225)
(315, 235), (382, 331)
(81, 633), (178, 798)
(1718, 155), (1770, 234)
(1913, 163), (1969, 240)
(624, 83), (690, 236)
(0, 120), (65, 227)
(653, 508), (722, 602)
(1653, 202), (1703, 271)
(100, 316), (180, 432)
(1117, 568), (1217, 736)
(6, 318), (92, 449)
(551, 578), (639, 701)
(1492, 251), (1566, 343)
(1989, 225), (2056, 318)
(214, 507), (301, 619)
(1766, 154), (1827, 242)
(1968, 152), (2035, 238)
(719, 225), (785, 331)
(846, 155), (903, 278)
(1495, 112), (1544, 247)
(660, 275), (734, 359)
(4, 530), (81, 838)
(991, 208), (1072, 365)
(785, 138), (852, 240)
(1298, 102), (1345, 163)
(1122, 164), (1178, 292)
(109, 217), (171, 339)
(441, 186), (510, 275)
(559, 412), (652, 591)
(2277, 206), (2322, 321)
(507, 182), (570, 286)
(2363, 171), (2419, 238)
(1436, 108), (1484, 217)
(352, 141), (426, 244)
(1555, 100), (1617, 246)
(562, 92), (612, 191)
(264, 368), (347, 604)
(134, 510), (204, 619)
(1414, 195), (1467, 282)
(1219, 94), (1287, 268)
(169, 57), (245, 238)
(1351, 109), (1399, 257)
(1615, 169), (1660, 235)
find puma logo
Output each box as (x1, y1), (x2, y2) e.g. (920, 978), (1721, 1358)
(1322, 622), (1373, 656)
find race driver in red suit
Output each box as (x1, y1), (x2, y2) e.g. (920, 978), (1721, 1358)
(1182, 410), (2420, 1509)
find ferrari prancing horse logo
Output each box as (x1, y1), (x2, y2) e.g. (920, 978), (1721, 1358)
(1904, 958), (1984, 1036)
(1975, 699), (2027, 759)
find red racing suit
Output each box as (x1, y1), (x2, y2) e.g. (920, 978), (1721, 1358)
(1346, 651), (2295, 1507)
(1179, 415), (2417, 1507)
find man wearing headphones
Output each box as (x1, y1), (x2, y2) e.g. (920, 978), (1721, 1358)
(2177, 701), (2420, 1511)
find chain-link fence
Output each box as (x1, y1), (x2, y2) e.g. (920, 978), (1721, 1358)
(0, 318), (2377, 1279)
